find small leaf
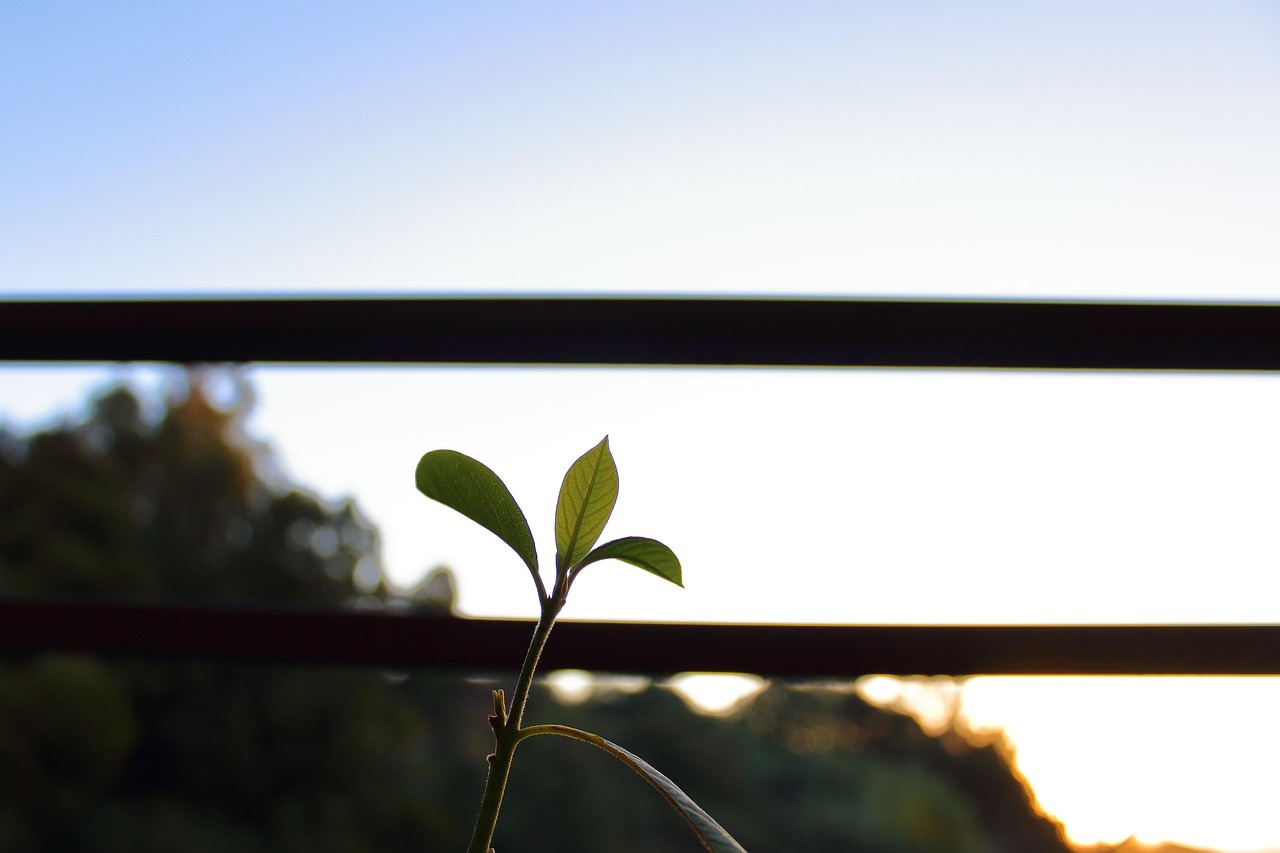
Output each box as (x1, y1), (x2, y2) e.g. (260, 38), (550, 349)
(575, 536), (682, 587)
(415, 449), (538, 576)
(585, 733), (747, 852)
(554, 436), (619, 570)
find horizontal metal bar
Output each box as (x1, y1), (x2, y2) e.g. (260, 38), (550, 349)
(5, 299), (1277, 674)
(5, 297), (1280, 369)
(2, 598), (1276, 676)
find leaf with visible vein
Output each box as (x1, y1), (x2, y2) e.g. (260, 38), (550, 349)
(415, 449), (538, 577)
(554, 437), (618, 570)
(574, 536), (682, 587)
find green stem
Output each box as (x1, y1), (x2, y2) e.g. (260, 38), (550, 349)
(464, 593), (562, 853)
(516, 723), (599, 746)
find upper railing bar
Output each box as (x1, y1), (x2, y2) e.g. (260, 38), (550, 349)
(5, 297), (1280, 370)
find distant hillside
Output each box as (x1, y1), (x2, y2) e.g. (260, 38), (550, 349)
(1079, 838), (1256, 853)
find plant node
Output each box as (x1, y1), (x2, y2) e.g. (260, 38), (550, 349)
(489, 688), (508, 738)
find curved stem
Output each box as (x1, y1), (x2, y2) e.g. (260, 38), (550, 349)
(463, 596), (561, 853)
(515, 723), (600, 746)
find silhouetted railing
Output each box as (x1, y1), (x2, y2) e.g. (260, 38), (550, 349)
(3, 297), (1279, 675)
(6, 296), (1280, 368)
(1, 596), (1275, 675)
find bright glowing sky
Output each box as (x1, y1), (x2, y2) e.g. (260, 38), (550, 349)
(4, 3), (1280, 849)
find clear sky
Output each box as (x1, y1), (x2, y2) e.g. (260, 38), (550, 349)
(3, 2), (1279, 299)
(4, 3), (1280, 849)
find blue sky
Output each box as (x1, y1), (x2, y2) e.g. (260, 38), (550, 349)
(4, 2), (1278, 297)
(5, 5), (1280, 848)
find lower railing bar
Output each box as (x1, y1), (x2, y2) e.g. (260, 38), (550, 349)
(1, 597), (1276, 676)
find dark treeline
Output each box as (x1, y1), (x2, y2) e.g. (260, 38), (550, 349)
(1, 373), (1079, 852)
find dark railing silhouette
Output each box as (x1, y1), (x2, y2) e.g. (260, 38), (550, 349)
(3, 296), (1279, 675)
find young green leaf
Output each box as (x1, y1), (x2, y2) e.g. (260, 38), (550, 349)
(415, 449), (538, 577)
(554, 436), (619, 570)
(524, 726), (747, 853)
(574, 536), (682, 587)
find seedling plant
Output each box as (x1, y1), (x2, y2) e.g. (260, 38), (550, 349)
(416, 437), (746, 852)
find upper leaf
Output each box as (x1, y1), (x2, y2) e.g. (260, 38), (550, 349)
(554, 437), (619, 570)
(415, 449), (538, 577)
(575, 536), (682, 587)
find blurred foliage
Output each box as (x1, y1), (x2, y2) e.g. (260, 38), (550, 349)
(0, 371), (1075, 852)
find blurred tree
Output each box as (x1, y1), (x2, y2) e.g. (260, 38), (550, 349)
(0, 371), (379, 603)
(0, 373), (436, 851)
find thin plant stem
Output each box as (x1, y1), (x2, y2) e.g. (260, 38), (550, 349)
(464, 591), (563, 853)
